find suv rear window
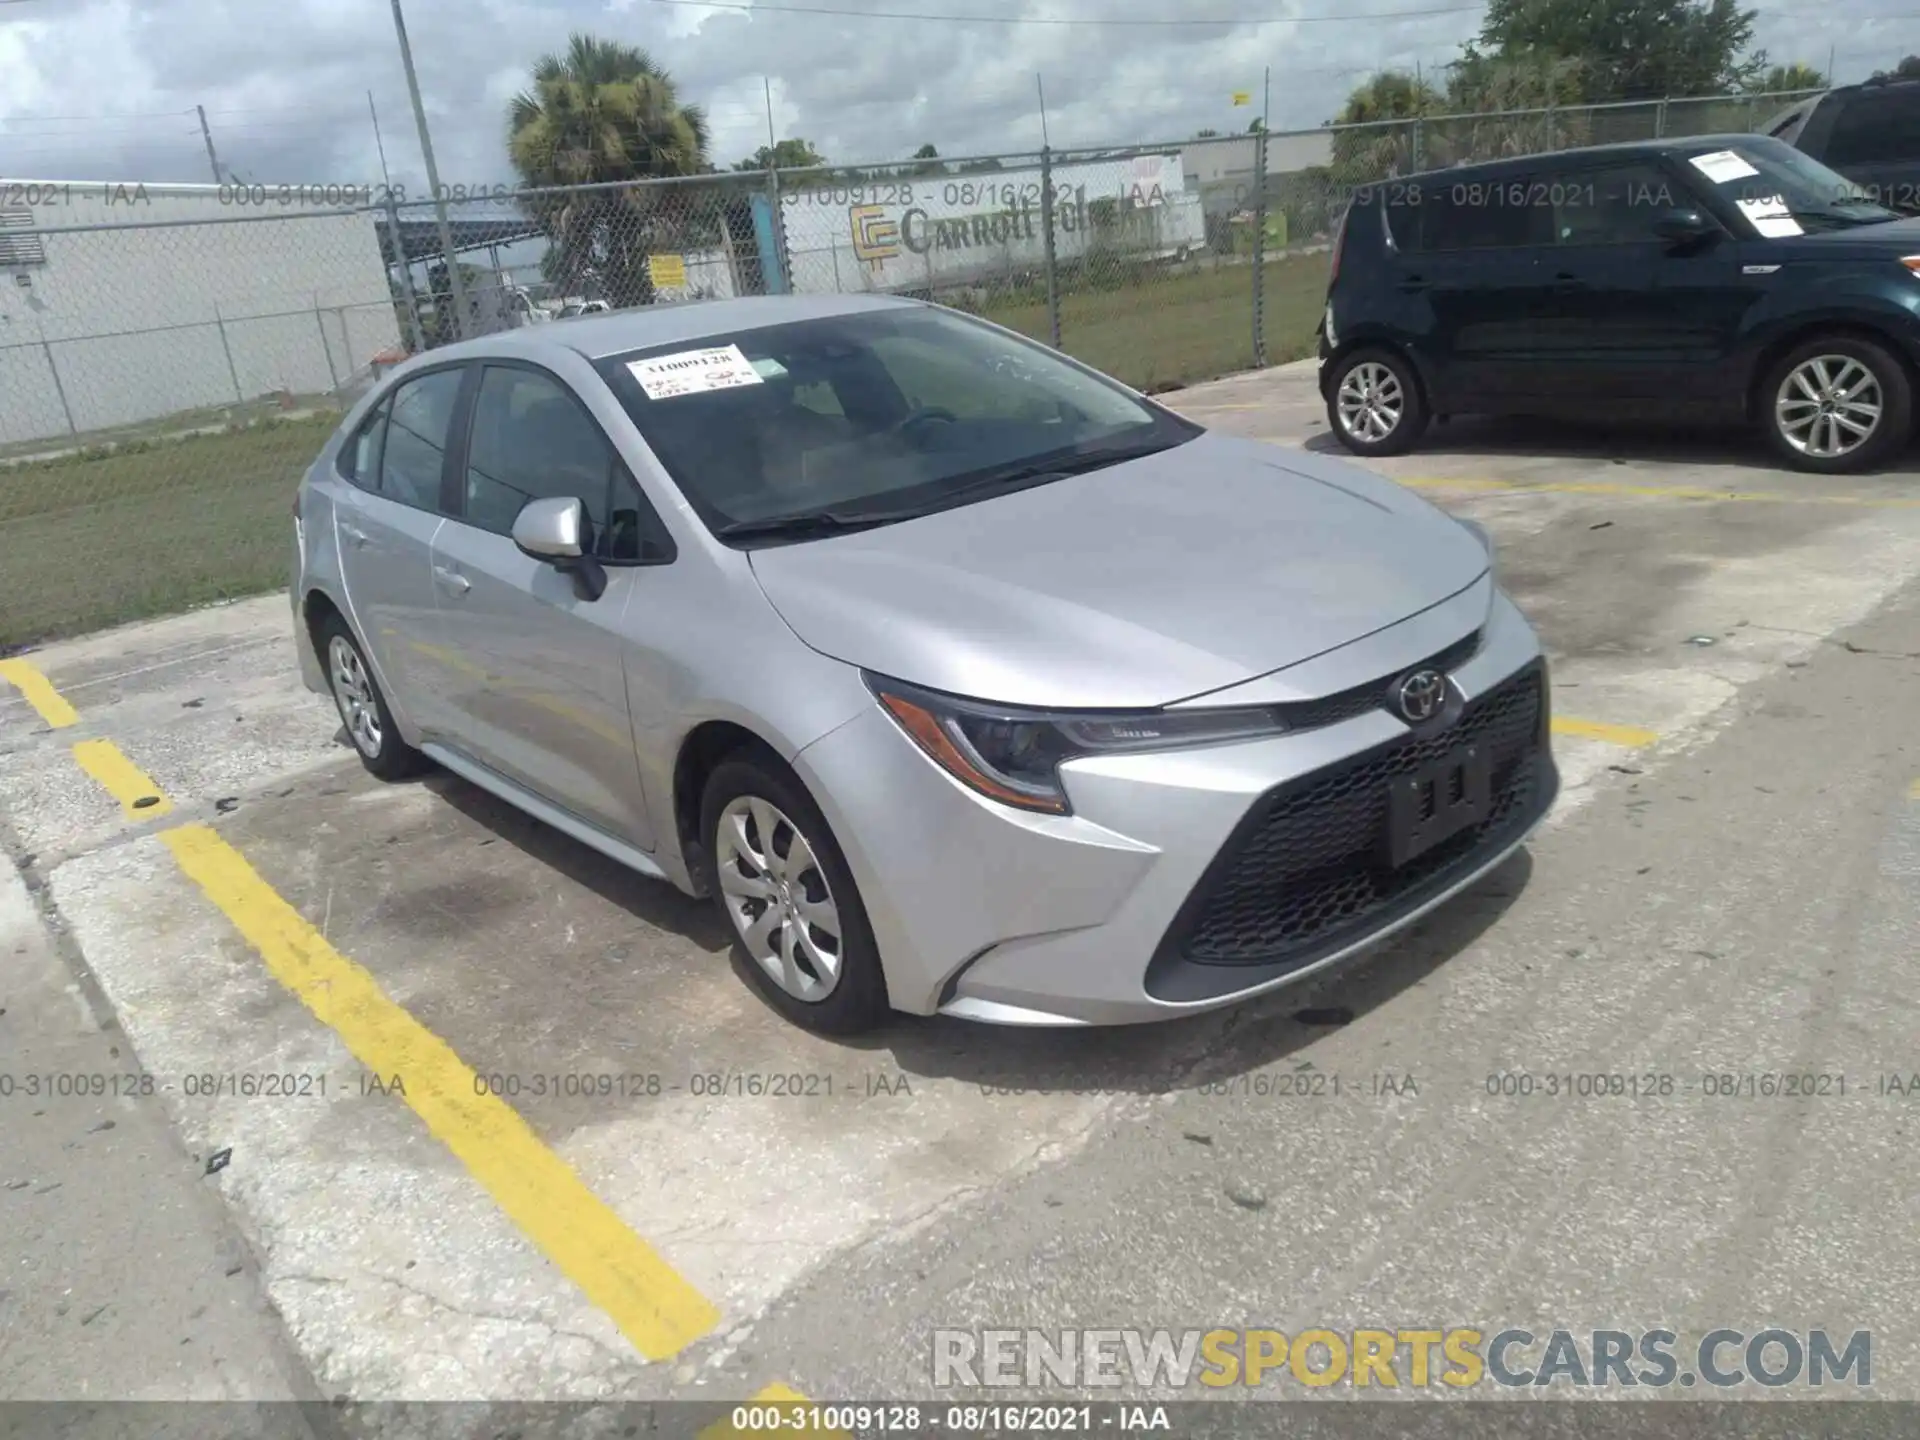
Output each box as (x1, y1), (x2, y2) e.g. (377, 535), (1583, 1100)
(1825, 87), (1920, 167)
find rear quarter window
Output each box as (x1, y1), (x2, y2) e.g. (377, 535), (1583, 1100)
(1824, 88), (1920, 167)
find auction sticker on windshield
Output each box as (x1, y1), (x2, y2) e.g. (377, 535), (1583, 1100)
(1689, 150), (1760, 184)
(628, 344), (765, 400)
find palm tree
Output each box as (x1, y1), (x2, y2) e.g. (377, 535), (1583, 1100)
(507, 34), (714, 307)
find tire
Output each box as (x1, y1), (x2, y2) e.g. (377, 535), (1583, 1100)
(1325, 346), (1430, 458)
(699, 753), (890, 1035)
(316, 613), (428, 782)
(1760, 334), (1913, 475)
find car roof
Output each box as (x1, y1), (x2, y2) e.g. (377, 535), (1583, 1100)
(427, 292), (921, 365)
(1378, 132), (1785, 187)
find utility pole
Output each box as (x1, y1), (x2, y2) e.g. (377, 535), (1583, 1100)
(196, 105), (224, 185)
(368, 90), (394, 192)
(389, 0), (468, 342)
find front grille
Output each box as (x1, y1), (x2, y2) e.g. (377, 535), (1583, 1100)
(1270, 628), (1482, 733)
(1167, 662), (1546, 971)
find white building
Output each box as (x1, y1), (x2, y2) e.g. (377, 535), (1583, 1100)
(0, 181), (401, 446)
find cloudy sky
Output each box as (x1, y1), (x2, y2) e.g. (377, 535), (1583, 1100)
(1, 0), (1915, 188)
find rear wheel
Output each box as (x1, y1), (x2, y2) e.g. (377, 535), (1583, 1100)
(1326, 347), (1429, 458)
(700, 753), (890, 1035)
(318, 614), (427, 782)
(1761, 335), (1912, 475)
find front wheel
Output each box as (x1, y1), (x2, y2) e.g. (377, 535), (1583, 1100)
(700, 754), (890, 1035)
(1326, 347), (1429, 458)
(1761, 335), (1913, 475)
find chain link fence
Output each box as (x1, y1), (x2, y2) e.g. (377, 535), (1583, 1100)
(0, 86), (1822, 650)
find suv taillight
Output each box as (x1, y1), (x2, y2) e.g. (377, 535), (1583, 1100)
(1329, 206), (1349, 285)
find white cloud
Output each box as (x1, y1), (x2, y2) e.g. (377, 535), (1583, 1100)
(0, 0), (1909, 185)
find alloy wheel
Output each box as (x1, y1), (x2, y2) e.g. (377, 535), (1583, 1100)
(327, 635), (382, 758)
(1775, 355), (1882, 461)
(713, 795), (844, 1002)
(1336, 361), (1404, 444)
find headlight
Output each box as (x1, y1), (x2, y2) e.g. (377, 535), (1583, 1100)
(866, 675), (1285, 815)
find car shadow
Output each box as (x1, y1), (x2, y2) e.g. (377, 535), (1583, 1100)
(419, 767), (734, 952)
(858, 849), (1536, 1097)
(1297, 414), (1920, 471)
(407, 742), (1533, 1100)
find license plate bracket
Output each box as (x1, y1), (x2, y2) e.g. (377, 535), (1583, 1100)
(1387, 744), (1492, 868)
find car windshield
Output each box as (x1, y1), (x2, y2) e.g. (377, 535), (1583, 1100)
(1678, 136), (1904, 234)
(594, 304), (1196, 542)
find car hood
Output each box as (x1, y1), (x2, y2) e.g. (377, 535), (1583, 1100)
(1763, 213), (1920, 256)
(746, 432), (1490, 710)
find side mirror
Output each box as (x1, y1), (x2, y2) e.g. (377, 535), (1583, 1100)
(511, 496), (606, 601)
(512, 496), (585, 560)
(1652, 209), (1716, 248)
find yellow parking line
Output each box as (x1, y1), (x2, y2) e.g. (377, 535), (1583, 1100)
(71, 738), (174, 819)
(162, 822), (723, 1359)
(1908, 777), (1920, 801)
(699, 1385), (851, 1439)
(1398, 476), (1920, 509)
(1553, 716), (1658, 748)
(0, 658), (80, 728)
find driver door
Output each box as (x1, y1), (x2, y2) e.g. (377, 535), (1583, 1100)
(427, 361), (657, 847)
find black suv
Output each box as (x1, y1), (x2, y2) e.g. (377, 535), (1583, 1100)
(1316, 134), (1920, 473)
(1762, 75), (1920, 216)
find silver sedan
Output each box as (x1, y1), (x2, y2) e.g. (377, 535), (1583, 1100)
(292, 293), (1558, 1033)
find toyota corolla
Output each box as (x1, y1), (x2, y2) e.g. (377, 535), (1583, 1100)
(291, 293), (1558, 1034)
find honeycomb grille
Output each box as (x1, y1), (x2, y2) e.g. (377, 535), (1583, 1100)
(1270, 628), (1482, 733)
(1179, 663), (1545, 967)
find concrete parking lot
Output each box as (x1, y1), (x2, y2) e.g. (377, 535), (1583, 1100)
(5, 358), (1920, 1425)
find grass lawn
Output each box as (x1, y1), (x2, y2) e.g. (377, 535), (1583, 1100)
(983, 252), (1331, 391)
(0, 413), (340, 653)
(0, 259), (1333, 649)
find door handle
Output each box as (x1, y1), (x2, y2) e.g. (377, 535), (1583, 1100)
(1550, 271), (1588, 289)
(432, 565), (470, 595)
(341, 523), (370, 548)
(1398, 275), (1431, 292)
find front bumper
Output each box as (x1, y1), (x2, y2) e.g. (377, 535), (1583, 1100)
(793, 588), (1558, 1026)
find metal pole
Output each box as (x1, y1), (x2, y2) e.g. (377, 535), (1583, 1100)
(1251, 67), (1270, 369)
(389, 0), (468, 340)
(1040, 145), (1061, 349)
(196, 105), (224, 184)
(42, 341), (76, 436)
(214, 300), (243, 402)
(315, 300), (340, 390)
(763, 78), (791, 294)
(384, 191), (426, 353)
(1037, 75), (1061, 349)
(368, 90), (395, 196)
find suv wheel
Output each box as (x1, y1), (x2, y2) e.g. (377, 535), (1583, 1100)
(1762, 335), (1913, 475)
(1327, 348), (1429, 457)
(700, 753), (890, 1035)
(318, 614), (427, 782)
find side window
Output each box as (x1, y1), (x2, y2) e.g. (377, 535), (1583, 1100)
(1420, 176), (1554, 250)
(463, 366), (614, 537)
(1548, 163), (1685, 245)
(338, 400), (389, 488)
(1384, 194), (1425, 253)
(377, 369), (465, 511)
(1826, 91), (1920, 167)
(462, 365), (671, 563)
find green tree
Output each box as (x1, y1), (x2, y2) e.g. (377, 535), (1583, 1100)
(1194, 127), (1222, 138)
(1471, 0), (1765, 102)
(731, 138), (827, 172)
(1327, 71), (1444, 178)
(909, 143), (945, 176)
(1871, 55), (1920, 80)
(506, 34), (713, 308)
(1437, 51), (1594, 158)
(1751, 62), (1828, 92)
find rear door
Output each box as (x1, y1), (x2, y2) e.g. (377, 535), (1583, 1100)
(427, 361), (667, 847)
(1396, 172), (1556, 410)
(332, 365), (468, 739)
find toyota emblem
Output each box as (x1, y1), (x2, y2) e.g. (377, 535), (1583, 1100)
(1395, 669), (1447, 724)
